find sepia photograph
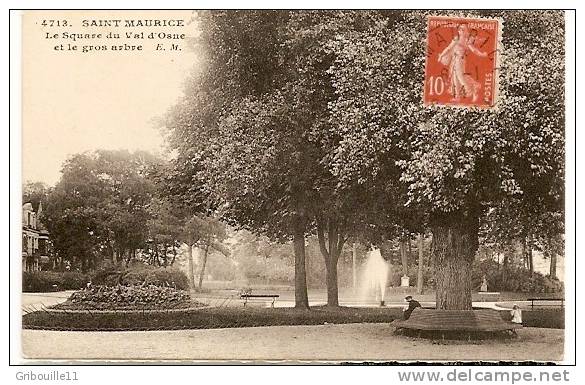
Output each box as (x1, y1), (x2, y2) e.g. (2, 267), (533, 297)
(12, 7), (573, 366)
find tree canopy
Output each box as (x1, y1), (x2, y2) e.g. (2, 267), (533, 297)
(325, 10), (564, 308)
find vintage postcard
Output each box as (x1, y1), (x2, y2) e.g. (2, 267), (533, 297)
(13, 9), (572, 368)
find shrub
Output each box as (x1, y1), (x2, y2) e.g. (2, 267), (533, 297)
(124, 267), (189, 290)
(61, 272), (90, 290)
(23, 271), (63, 292)
(22, 271), (90, 292)
(472, 259), (564, 294)
(90, 265), (189, 290)
(389, 265), (434, 289)
(90, 266), (124, 287)
(59, 284), (191, 310)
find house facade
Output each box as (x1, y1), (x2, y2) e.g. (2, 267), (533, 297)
(22, 202), (50, 271)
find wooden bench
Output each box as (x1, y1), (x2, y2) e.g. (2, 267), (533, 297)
(527, 298), (564, 309)
(240, 294), (279, 308)
(392, 308), (522, 333)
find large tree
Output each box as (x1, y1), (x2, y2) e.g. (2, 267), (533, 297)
(164, 11), (323, 307)
(166, 11), (417, 307)
(44, 150), (158, 271)
(326, 11), (564, 309)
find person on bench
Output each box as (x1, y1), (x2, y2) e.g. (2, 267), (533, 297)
(403, 295), (421, 320)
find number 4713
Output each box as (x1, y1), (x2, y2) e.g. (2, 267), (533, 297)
(41, 19), (69, 27)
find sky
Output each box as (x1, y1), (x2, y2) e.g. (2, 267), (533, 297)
(22, 10), (198, 186)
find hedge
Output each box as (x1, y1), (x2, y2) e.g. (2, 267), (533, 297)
(23, 265), (190, 293)
(23, 305), (401, 331)
(23, 271), (89, 292)
(472, 259), (564, 294)
(499, 308), (564, 329)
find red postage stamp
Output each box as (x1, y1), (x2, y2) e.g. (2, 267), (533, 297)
(424, 16), (500, 108)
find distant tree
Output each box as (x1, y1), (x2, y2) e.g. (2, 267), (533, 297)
(482, 197), (564, 279)
(149, 157), (229, 289)
(144, 198), (182, 267)
(44, 150), (158, 271)
(193, 216), (228, 289)
(22, 181), (50, 210)
(44, 154), (109, 271)
(231, 231), (295, 284)
(94, 150), (156, 266)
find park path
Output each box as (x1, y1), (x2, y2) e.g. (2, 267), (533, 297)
(21, 291), (74, 314)
(22, 323), (563, 362)
(21, 291), (512, 311)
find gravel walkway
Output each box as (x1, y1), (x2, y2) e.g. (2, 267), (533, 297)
(22, 323), (563, 362)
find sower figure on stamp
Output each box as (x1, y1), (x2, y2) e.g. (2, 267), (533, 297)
(403, 295), (422, 320)
(437, 23), (488, 102)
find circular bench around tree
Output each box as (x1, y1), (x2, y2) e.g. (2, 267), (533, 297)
(392, 308), (522, 339)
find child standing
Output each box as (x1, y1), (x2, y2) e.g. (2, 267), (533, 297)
(511, 304), (523, 324)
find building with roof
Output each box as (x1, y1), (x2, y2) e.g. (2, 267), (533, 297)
(22, 202), (51, 271)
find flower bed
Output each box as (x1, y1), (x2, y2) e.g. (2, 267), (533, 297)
(90, 266), (189, 290)
(52, 284), (195, 311)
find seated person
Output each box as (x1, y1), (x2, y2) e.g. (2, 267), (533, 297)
(403, 295), (421, 320)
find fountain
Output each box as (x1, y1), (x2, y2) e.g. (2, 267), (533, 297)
(358, 248), (390, 306)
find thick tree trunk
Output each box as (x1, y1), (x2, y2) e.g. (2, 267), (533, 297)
(316, 217), (344, 307)
(325, 259), (339, 306)
(326, 219), (341, 307)
(198, 243), (210, 290)
(431, 208), (479, 310)
(187, 244), (195, 289)
(417, 234), (424, 294)
(292, 211), (309, 309)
